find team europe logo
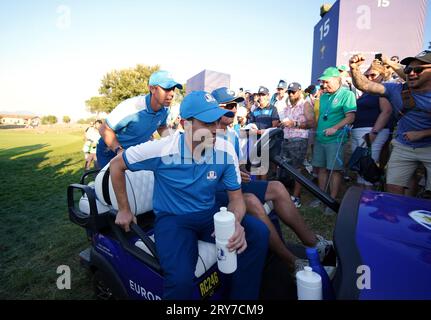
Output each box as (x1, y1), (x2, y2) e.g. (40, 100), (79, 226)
(207, 171), (217, 180)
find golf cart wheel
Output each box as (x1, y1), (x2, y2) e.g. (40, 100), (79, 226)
(93, 270), (116, 300)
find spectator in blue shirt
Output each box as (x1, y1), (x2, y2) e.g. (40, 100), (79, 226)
(248, 86), (280, 179)
(96, 70), (183, 168)
(110, 91), (269, 300)
(248, 86), (280, 133)
(350, 51), (431, 196)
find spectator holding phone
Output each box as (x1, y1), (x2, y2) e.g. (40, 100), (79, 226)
(350, 51), (431, 197)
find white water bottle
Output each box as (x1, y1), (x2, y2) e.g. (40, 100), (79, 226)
(213, 207), (237, 274)
(296, 266), (322, 300)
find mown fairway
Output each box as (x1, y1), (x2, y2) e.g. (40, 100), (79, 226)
(0, 126), (94, 299)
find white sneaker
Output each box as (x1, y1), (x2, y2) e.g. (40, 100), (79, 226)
(291, 196), (302, 208)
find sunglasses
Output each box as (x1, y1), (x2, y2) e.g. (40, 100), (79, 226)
(288, 90), (297, 95)
(221, 103), (237, 110)
(404, 65), (431, 75)
(365, 73), (380, 79)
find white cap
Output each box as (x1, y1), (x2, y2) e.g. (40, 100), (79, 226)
(214, 207), (235, 239)
(296, 266), (322, 289)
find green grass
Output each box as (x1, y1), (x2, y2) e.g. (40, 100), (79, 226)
(0, 128), (94, 299)
(0, 127), (336, 299)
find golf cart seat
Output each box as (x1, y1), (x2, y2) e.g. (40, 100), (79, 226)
(72, 164), (218, 278)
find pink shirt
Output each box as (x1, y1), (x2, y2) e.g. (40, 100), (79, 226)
(279, 98), (309, 139)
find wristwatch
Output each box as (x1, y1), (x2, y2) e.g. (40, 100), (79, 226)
(114, 145), (123, 154)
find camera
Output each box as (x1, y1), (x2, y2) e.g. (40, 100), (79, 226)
(375, 53), (382, 61)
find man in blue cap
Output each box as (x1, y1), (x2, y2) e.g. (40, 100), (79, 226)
(96, 70), (183, 168)
(110, 91), (269, 300)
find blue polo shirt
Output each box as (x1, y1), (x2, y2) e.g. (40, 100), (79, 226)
(384, 83), (431, 148)
(106, 94), (168, 149)
(123, 132), (241, 215)
(249, 105), (280, 130)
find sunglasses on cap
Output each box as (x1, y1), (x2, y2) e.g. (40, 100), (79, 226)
(404, 65), (431, 75)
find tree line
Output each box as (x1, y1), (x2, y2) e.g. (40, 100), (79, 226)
(85, 64), (186, 116)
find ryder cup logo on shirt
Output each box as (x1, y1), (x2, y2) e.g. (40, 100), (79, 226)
(205, 94), (216, 103)
(334, 98), (339, 104)
(207, 171), (217, 180)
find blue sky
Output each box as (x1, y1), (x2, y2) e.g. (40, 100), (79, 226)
(0, 0), (430, 120)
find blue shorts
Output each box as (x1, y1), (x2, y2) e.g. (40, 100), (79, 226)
(312, 141), (345, 171)
(241, 180), (269, 203)
(216, 180), (269, 207)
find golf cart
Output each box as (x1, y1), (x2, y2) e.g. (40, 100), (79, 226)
(67, 128), (431, 300)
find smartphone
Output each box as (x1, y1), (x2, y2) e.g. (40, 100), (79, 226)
(375, 53), (382, 61)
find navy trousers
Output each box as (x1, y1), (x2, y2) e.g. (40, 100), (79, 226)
(154, 209), (269, 300)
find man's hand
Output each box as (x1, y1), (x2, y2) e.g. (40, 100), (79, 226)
(324, 127), (338, 136)
(381, 55), (391, 66)
(365, 132), (377, 144)
(349, 54), (366, 70)
(404, 131), (425, 142)
(240, 171), (251, 183)
(115, 209), (137, 232)
(227, 220), (247, 254)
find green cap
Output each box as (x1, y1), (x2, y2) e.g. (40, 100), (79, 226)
(337, 65), (349, 72)
(319, 67), (341, 81)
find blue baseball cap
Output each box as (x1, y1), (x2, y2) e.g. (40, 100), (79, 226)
(180, 91), (234, 123)
(211, 87), (245, 104)
(149, 70), (183, 90)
